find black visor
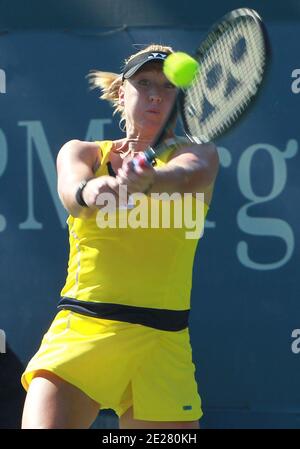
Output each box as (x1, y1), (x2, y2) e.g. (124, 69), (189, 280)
(122, 51), (170, 80)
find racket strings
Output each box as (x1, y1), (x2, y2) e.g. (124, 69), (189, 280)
(183, 14), (267, 142)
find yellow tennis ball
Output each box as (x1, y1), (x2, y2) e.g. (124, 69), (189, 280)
(163, 52), (200, 88)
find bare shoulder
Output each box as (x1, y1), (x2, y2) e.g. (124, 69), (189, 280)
(58, 139), (99, 156)
(170, 139), (217, 157)
(169, 140), (219, 173)
(195, 142), (219, 172)
(57, 139), (100, 166)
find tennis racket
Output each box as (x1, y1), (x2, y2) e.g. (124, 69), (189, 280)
(134, 7), (270, 168)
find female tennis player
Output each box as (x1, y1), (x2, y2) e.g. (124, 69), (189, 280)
(21, 44), (219, 429)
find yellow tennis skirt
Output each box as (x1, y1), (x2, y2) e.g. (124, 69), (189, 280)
(21, 309), (202, 421)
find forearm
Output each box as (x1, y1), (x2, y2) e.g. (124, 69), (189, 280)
(59, 174), (121, 218)
(148, 143), (219, 195)
(151, 159), (205, 195)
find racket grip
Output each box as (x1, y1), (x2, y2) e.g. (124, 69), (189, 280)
(132, 148), (156, 170)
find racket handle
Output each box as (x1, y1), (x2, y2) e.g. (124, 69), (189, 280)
(132, 148), (156, 170)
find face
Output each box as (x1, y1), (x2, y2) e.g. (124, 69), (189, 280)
(119, 62), (177, 138)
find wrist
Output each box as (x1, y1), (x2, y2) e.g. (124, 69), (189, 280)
(75, 178), (93, 207)
(143, 171), (156, 196)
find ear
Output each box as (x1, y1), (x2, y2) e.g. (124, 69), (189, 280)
(119, 84), (125, 106)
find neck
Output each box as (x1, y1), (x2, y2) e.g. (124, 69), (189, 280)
(113, 129), (175, 158)
(113, 137), (152, 157)
(126, 138), (152, 152)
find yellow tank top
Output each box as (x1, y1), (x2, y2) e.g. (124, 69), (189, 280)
(60, 140), (208, 311)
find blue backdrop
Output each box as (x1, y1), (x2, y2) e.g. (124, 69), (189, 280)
(0, 19), (300, 428)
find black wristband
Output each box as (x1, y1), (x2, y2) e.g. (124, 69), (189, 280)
(75, 179), (91, 208)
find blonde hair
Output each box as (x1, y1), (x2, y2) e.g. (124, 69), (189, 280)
(87, 44), (174, 124)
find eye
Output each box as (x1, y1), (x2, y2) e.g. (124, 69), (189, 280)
(165, 81), (176, 89)
(137, 79), (150, 86)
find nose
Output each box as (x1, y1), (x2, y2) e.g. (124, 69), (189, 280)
(149, 91), (162, 103)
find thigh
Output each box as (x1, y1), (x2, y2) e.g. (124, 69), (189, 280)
(21, 370), (100, 429)
(119, 407), (199, 429)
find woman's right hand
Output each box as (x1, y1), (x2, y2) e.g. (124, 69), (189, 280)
(82, 176), (120, 209)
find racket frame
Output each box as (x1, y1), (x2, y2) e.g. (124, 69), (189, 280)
(178, 7), (271, 144)
(139, 7), (271, 167)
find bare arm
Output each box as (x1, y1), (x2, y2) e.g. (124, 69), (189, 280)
(116, 143), (219, 202)
(56, 139), (119, 218)
(153, 143), (219, 194)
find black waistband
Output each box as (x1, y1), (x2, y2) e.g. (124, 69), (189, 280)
(58, 297), (190, 331)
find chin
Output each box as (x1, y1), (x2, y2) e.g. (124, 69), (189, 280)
(147, 115), (164, 128)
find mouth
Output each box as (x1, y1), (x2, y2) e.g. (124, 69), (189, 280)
(146, 109), (161, 115)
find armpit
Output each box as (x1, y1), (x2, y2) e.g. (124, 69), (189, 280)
(92, 149), (102, 173)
